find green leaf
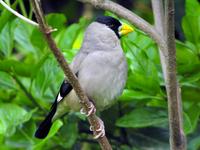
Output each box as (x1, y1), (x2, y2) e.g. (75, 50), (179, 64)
(33, 120), (63, 149)
(122, 36), (160, 94)
(14, 19), (36, 54)
(176, 41), (200, 74)
(119, 89), (163, 102)
(0, 0), (18, 31)
(46, 120), (63, 138)
(182, 87), (200, 103)
(0, 22), (14, 57)
(46, 13), (67, 30)
(188, 135), (200, 150)
(33, 57), (62, 96)
(58, 117), (78, 148)
(0, 103), (35, 137)
(147, 99), (167, 108)
(0, 59), (33, 77)
(182, 16), (200, 46)
(185, 0), (200, 16)
(57, 24), (82, 50)
(183, 112), (192, 135)
(116, 107), (168, 128)
(30, 53), (50, 79)
(184, 104), (200, 134)
(0, 71), (15, 89)
(30, 28), (47, 52)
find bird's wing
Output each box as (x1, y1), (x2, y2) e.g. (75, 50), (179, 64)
(70, 51), (88, 74)
(35, 51), (88, 139)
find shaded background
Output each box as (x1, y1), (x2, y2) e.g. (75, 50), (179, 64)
(15, 0), (185, 40)
(1, 0), (200, 150)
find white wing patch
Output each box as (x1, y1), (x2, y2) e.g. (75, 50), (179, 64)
(57, 93), (63, 102)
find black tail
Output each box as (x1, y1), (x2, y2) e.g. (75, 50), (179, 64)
(35, 81), (73, 139)
(35, 101), (57, 139)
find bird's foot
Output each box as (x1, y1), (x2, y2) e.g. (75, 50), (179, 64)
(80, 101), (96, 116)
(90, 117), (105, 139)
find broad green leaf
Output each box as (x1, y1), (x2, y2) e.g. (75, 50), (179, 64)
(0, 59), (33, 77)
(57, 24), (82, 50)
(183, 112), (192, 135)
(56, 17), (87, 48)
(30, 28), (47, 53)
(182, 87), (200, 103)
(180, 72), (200, 86)
(188, 135), (200, 150)
(46, 13), (67, 30)
(0, 71), (15, 89)
(176, 41), (200, 74)
(0, 22), (14, 57)
(30, 53), (50, 80)
(185, 0), (200, 16)
(72, 30), (84, 49)
(0, 0), (18, 31)
(33, 57), (62, 96)
(45, 120), (63, 138)
(119, 89), (163, 102)
(182, 16), (200, 47)
(184, 104), (200, 134)
(0, 103), (35, 137)
(33, 120), (63, 150)
(58, 117), (78, 148)
(122, 36), (160, 94)
(116, 107), (168, 128)
(14, 19), (36, 54)
(147, 99), (167, 108)
(2, 120), (36, 150)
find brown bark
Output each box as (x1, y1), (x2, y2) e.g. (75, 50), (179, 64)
(31, 0), (112, 149)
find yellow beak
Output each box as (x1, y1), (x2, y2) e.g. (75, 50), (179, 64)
(119, 23), (134, 36)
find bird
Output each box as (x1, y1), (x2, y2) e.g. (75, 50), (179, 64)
(35, 16), (134, 139)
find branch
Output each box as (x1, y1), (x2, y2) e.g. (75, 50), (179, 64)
(165, 0), (186, 149)
(0, 0), (38, 26)
(78, 0), (186, 149)
(78, 0), (167, 55)
(151, 0), (165, 36)
(30, 0), (112, 149)
(151, 0), (167, 83)
(152, 1), (186, 149)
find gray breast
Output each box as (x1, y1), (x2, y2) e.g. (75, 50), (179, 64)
(78, 50), (127, 111)
(70, 21), (127, 111)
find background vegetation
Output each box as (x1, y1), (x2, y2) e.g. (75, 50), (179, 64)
(0, 0), (200, 149)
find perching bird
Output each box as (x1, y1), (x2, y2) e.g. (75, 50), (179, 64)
(35, 16), (133, 139)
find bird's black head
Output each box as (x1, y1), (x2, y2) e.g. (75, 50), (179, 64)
(96, 16), (122, 38)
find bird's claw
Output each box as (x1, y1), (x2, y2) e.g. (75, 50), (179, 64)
(90, 117), (105, 139)
(80, 102), (105, 139)
(80, 101), (96, 116)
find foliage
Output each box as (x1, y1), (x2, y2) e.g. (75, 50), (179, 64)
(0, 0), (200, 150)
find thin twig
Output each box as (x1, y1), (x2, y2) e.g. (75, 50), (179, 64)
(12, 75), (45, 112)
(165, 0), (186, 149)
(78, 0), (186, 149)
(0, 0), (38, 26)
(78, 0), (167, 55)
(151, 0), (167, 81)
(0, 0), (186, 148)
(152, 1), (186, 149)
(30, 0), (112, 149)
